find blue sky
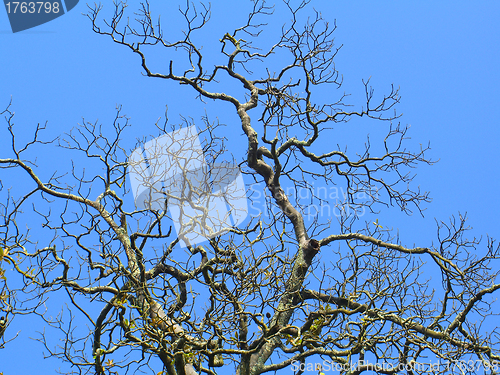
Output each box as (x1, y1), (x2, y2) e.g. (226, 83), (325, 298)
(1, 1), (500, 374)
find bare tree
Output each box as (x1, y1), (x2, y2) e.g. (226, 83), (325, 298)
(1, 1), (500, 374)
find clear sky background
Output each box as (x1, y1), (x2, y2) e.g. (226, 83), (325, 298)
(1, 1), (500, 374)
